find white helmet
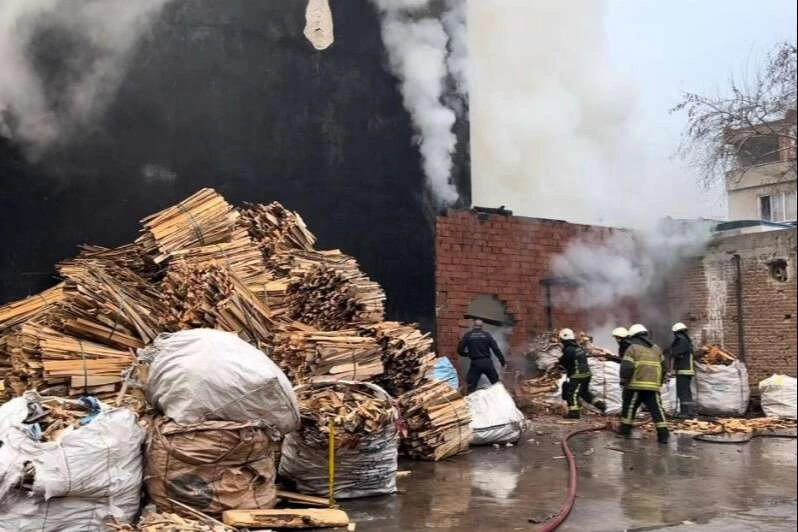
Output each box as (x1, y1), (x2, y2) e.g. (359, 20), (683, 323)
(612, 327), (629, 339)
(628, 324), (648, 337)
(672, 322), (688, 332)
(558, 328), (575, 341)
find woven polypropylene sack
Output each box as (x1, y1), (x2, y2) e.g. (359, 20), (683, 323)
(692, 361), (750, 416)
(468, 383), (526, 445)
(759, 374), (797, 420)
(587, 358), (622, 415)
(0, 398), (144, 532)
(143, 329), (300, 434)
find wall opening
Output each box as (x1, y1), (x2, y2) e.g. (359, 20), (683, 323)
(463, 294), (515, 390)
(768, 259), (789, 282)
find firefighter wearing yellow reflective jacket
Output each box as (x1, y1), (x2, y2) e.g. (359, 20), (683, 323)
(618, 324), (669, 444)
(558, 328), (607, 419)
(670, 322), (696, 418)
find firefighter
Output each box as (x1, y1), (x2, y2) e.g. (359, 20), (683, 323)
(457, 319), (506, 394)
(618, 324), (669, 443)
(612, 327), (630, 358)
(670, 322), (696, 418)
(558, 328), (607, 418)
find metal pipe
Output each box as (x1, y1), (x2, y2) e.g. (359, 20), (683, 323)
(733, 254), (746, 362)
(545, 284), (553, 330)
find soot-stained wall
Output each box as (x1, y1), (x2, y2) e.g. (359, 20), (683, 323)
(0, 0), (470, 332)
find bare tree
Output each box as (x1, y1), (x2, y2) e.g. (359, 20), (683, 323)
(672, 42), (797, 188)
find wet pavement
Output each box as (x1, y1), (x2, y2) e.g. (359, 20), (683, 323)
(342, 419), (797, 531)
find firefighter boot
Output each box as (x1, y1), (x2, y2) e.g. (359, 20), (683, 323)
(617, 423), (632, 438)
(564, 410), (581, 419)
(594, 400), (607, 414)
(657, 427), (670, 444)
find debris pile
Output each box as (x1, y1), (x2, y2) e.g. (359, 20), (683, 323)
(279, 381), (399, 499)
(514, 369), (565, 415)
(398, 379), (473, 460)
(526, 331), (562, 372)
(647, 417), (797, 435)
(698, 344), (737, 365)
(362, 321), (437, 396)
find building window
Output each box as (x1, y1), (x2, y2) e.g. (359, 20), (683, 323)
(759, 191), (797, 222)
(768, 259), (789, 283)
(738, 135), (781, 167)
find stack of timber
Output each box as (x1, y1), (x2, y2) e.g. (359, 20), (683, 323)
(699, 344), (737, 366)
(271, 330), (383, 384)
(76, 243), (161, 281)
(294, 382), (394, 448)
(361, 321), (436, 396)
(3, 321), (133, 398)
(397, 380), (472, 461)
(0, 283), (65, 333)
(238, 201), (316, 257)
(265, 250), (385, 330)
(160, 262), (287, 348)
(167, 228), (270, 301)
(513, 369), (564, 415)
(137, 188), (240, 264)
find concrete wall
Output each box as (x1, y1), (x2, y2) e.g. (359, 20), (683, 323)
(668, 228), (797, 386)
(434, 209), (618, 368)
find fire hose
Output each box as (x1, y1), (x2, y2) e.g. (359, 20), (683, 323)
(537, 421), (796, 531)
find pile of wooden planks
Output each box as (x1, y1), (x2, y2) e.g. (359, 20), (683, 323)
(76, 243), (161, 281)
(4, 321), (133, 398)
(238, 201), (316, 257)
(699, 344), (737, 365)
(265, 250), (385, 331)
(513, 369), (564, 415)
(294, 382), (394, 448)
(137, 188), (240, 264)
(361, 321), (436, 396)
(107, 512), (233, 532)
(271, 330), (383, 384)
(647, 417), (797, 435)
(160, 262), (287, 348)
(397, 380), (472, 461)
(0, 283), (65, 334)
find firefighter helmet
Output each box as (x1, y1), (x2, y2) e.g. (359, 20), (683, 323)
(628, 323), (648, 337)
(672, 322), (688, 332)
(612, 327), (629, 339)
(558, 328), (576, 341)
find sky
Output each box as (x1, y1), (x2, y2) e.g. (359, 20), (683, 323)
(604, 0), (798, 218)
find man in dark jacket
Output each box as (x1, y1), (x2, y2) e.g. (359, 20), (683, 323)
(619, 324), (669, 444)
(670, 322), (696, 418)
(457, 319), (506, 394)
(558, 328), (607, 418)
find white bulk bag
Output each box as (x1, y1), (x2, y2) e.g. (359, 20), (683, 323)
(759, 374), (797, 420)
(468, 383), (526, 445)
(143, 329), (300, 434)
(692, 361), (750, 416)
(587, 358), (622, 415)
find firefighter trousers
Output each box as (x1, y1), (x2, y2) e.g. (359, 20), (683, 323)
(676, 375), (695, 416)
(563, 376), (596, 412)
(620, 389), (668, 430)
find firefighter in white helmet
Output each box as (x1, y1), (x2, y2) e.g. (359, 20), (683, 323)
(618, 324), (669, 443)
(612, 327), (630, 359)
(557, 328), (606, 418)
(669, 322), (696, 418)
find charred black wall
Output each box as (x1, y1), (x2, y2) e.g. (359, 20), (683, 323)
(0, 0), (470, 332)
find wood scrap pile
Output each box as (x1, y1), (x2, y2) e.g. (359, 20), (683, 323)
(525, 331), (563, 371)
(136, 188), (240, 264)
(238, 201), (316, 256)
(513, 369), (564, 415)
(107, 512), (234, 532)
(160, 262), (287, 348)
(646, 417), (796, 435)
(361, 321), (436, 396)
(75, 243), (160, 281)
(271, 330), (383, 384)
(699, 344), (737, 365)
(294, 382), (394, 449)
(0, 283), (65, 334)
(397, 380), (472, 461)
(18, 396), (102, 444)
(265, 250), (385, 330)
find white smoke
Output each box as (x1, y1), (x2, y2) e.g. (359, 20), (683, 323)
(371, 0), (460, 206)
(442, 0), (468, 98)
(0, 0), (170, 156)
(468, 0), (704, 226)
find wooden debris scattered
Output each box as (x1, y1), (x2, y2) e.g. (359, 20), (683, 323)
(361, 321), (436, 396)
(699, 344), (737, 365)
(656, 417), (797, 435)
(398, 380), (472, 461)
(223, 508), (350, 528)
(272, 330), (383, 384)
(107, 512), (234, 532)
(275, 489), (331, 508)
(513, 370), (564, 416)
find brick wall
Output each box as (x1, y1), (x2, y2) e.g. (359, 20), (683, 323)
(668, 228), (797, 386)
(435, 209), (617, 369)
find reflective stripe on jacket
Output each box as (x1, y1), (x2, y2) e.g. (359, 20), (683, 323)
(622, 343), (665, 391)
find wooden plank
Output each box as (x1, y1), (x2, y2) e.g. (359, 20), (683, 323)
(222, 508), (349, 528)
